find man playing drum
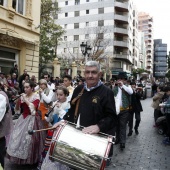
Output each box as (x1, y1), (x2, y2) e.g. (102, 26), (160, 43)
(42, 61), (117, 169)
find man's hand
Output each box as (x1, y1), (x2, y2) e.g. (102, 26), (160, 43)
(82, 125), (100, 134)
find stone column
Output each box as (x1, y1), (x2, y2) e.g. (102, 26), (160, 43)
(25, 0), (32, 18)
(103, 69), (106, 80)
(71, 62), (77, 78)
(53, 58), (60, 77)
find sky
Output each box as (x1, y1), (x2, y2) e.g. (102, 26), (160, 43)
(134, 0), (170, 52)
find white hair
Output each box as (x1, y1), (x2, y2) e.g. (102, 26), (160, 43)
(85, 61), (101, 71)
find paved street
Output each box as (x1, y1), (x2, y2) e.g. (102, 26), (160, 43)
(4, 98), (170, 170)
(107, 98), (170, 170)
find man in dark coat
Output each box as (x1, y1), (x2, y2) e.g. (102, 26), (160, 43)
(53, 61), (117, 166)
(128, 82), (143, 136)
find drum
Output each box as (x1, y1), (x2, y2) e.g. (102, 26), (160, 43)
(49, 121), (114, 170)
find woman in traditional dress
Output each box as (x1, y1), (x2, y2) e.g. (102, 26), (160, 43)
(7, 81), (46, 165)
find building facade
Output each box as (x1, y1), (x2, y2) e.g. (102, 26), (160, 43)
(56, 0), (136, 78)
(138, 12), (154, 74)
(0, 0), (41, 78)
(154, 39), (167, 78)
(138, 31), (146, 69)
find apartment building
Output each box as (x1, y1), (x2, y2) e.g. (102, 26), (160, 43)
(154, 39), (167, 78)
(138, 12), (154, 74)
(138, 31), (146, 69)
(132, 5), (140, 70)
(56, 0), (135, 77)
(0, 0), (41, 78)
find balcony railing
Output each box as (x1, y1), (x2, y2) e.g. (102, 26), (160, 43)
(114, 26), (129, 35)
(115, 0), (129, 12)
(114, 13), (129, 23)
(114, 53), (132, 63)
(114, 40), (129, 48)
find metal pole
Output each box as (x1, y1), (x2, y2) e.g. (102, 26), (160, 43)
(85, 53), (88, 63)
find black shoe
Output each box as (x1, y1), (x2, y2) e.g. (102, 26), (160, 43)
(115, 139), (120, 145)
(128, 131), (133, 136)
(106, 158), (112, 167)
(120, 143), (125, 149)
(134, 128), (139, 135)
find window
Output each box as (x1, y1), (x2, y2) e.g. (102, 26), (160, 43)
(98, 8), (104, 14)
(85, 34), (89, 39)
(12, 0), (25, 15)
(65, 1), (68, 5)
(98, 20), (104, 26)
(98, 33), (104, 39)
(75, 0), (80, 5)
(64, 24), (67, 29)
(86, 22), (89, 26)
(64, 48), (67, 53)
(74, 23), (79, 29)
(64, 36), (67, 41)
(0, 0), (3, 5)
(74, 35), (79, 41)
(65, 13), (68, 17)
(74, 11), (79, 17)
(86, 10), (89, 14)
(73, 47), (79, 53)
(86, 0), (89, 2)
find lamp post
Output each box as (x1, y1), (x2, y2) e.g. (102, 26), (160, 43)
(80, 42), (92, 63)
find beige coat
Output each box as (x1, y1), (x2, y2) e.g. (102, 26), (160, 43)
(151, 92), (164, 109)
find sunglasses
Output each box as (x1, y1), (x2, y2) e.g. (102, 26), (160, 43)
(44, 77), (48, 78)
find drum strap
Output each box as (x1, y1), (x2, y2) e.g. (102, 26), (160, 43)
(71, 88), (84, 122)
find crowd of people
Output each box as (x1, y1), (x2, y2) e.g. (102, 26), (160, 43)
(0, 61), (169, 170)
(151, 82), (170, 145)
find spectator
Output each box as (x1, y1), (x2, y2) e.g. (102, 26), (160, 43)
(10, 64), (19, 79)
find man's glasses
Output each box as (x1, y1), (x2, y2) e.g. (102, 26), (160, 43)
(44, 77), (48, 79)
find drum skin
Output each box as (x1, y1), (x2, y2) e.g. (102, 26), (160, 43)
(49, 121), (113, 170)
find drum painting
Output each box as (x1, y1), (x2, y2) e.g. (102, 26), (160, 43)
(49, 121), (113, 170)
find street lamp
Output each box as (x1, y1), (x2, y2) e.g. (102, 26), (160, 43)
(80, 42), (92, 63)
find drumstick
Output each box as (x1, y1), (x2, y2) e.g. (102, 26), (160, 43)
(28, 127), (56, 135)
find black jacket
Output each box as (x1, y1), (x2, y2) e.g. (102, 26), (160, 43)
(131, 90), (143, 112)
(64, 84), (117, 134)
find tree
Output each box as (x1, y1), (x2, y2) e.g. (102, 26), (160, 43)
(39, 0), (65, 76)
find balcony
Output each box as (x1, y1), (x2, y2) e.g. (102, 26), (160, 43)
(147, 63), (152, 67)
(114, 13), (129, 23)
(114, 0), (129, 12)
(114, 40), (129, 48)
(147, 58), (152, 62)
(148, 21), (153, 27)
(114, 53), (132, 64)
(114, 26), (129, 35)
(147, 48), (152, 52)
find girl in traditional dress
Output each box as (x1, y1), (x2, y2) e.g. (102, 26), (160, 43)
(40, 86), (70, 170)
(7, 81), (46, 165)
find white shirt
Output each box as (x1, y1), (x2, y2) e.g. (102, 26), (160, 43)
(40, 89), (55, 103)
(116, 85), (133, 107)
